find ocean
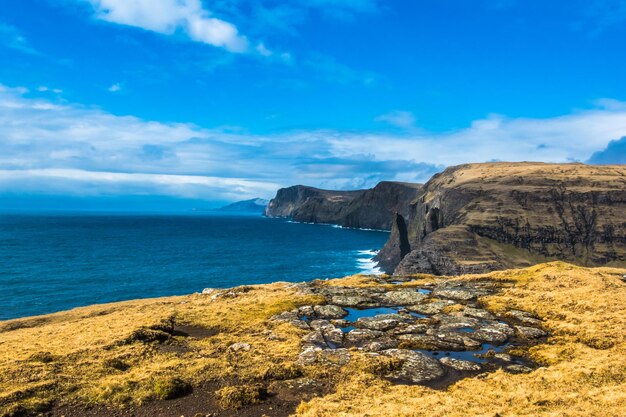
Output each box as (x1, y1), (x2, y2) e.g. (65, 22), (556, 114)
(0, 213), (389, 320)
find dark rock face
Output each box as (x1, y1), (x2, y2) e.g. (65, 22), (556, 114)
(374, 213), (411, 273)
(264, 182), (422, 231)
(387, 163), (626, 275)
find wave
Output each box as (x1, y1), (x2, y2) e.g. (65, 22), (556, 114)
(284, 219), (388, 233)
(355, 249), (383, 275)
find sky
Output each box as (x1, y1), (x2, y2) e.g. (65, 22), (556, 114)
(1, 0), (626, 209)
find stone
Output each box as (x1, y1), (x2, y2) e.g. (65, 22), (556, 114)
(439, 357), (481, 371)
(313, 305), (348, 319)
(310, 320), (344, 347)
(331, 295), (372, 307)
(506, 364), (533, 374)
(361, 336), (399, 352)
(429, 330), (482, 350)
(381, 349), (445, 383)
(494, 353), (512, 362)
(346, 329), (384, 344)
(298, 305), (315, 318)
(507, 310), (542, 326)
(471, 328), (509, 344)
(302, 331), (327, 348)
(297, 345), (322, 365)
(392, 323), (428, 335)
(432, 284), (483, 301)
(355, 314), (403, 331)
(407, 300), (452, 315)
(515, 325), (548, 339)
(379, 290), (427, 306)
(201, 288), (216, 295)
(462, 306), (495, 320)
(229, 342), (251, 352)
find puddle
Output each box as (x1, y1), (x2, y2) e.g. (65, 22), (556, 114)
(417, 288), (433, 295)
(343, 307), (402, 322)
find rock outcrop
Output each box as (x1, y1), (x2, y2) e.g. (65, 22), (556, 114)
(264, 181), (422, 230)
(384, 162), (626, 275)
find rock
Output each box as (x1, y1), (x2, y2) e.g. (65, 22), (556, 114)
(356, 314), (404, 331)
(302, 331), (327, 348)
(398, 333), (468, 351)
(432, 284), (484, 301)
(392, 323), (429, 335)
(462, 306), (495, 320)
(515, 325), (548, 339)
(428, 330), (482, 350)
(362, 337), (398, 352)
(313, 305), (348, 319)
(297, 345), (322, 365)
(331, 319), (351, 328)
(229, 342), (251, 352)
(439, 357), (481, 371)
(379, 290), (427, 306)
(346, 329), (384, 344)
(272, 310), (310, 330)
(381, 349), (445, 383)
(507, 310), (542, 326)
(494, 353), (512, 362)
(331, 295), (373, 307)
(310, 320), (344, 347)
(471, 328), (509, 344)
(506, 364), (533, 374)
(201, 288), (216, 295)
(375, 213), (412, 273)
(298, 306), (315, 318)
(407, 301), (452, 315)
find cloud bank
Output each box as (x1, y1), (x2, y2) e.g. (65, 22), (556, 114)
(1, 84), (625, 202)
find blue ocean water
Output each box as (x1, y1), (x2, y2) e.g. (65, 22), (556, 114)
(0, 213), (389, 320)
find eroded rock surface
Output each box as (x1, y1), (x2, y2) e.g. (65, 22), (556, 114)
(272, 276), (548, 387)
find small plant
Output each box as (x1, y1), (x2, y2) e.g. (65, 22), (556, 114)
(215, 384), (266, 409)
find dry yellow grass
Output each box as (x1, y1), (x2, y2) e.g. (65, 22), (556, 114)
(1, 262), (625, 417)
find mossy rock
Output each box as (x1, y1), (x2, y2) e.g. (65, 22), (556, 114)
(152, 377), (192, 400)
(262, 363), (303, 381)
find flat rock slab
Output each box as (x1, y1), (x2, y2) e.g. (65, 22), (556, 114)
(381, 349), (445, 384)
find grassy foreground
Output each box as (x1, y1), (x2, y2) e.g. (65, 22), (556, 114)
(1, 262), (625, 416)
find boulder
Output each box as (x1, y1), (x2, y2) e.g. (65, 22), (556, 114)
(381, 349), (445, 383)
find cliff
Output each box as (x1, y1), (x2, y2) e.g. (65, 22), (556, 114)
(264, 181), (423, 230)
(382, 162), (626, 275)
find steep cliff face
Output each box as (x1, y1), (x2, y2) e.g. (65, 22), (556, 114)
(388, 163), (626, 275)
(265, 182), (423, 230)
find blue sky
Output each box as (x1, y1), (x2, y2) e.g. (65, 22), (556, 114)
(0, 0), (625, 208)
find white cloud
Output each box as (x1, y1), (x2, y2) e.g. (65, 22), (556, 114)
(1, 84), (626, 201)
(108, 83), (121, 92)
(375, 110), (416, 129)
(84, 0), (249, 53)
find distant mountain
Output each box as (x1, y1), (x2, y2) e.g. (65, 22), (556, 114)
(218, 198), (269, 213)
